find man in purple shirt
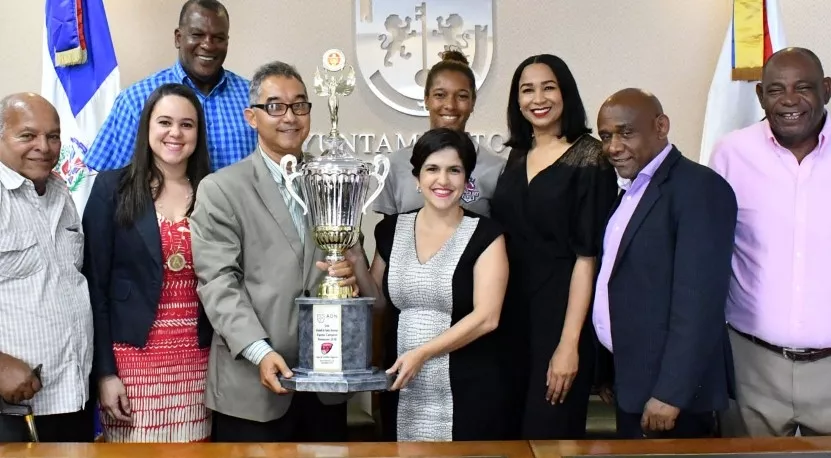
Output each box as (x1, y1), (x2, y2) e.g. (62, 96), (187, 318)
(593, 88), (737, 439)
(709, 47), (831, 437)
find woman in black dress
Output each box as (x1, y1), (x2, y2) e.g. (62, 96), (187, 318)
(353, 128), (509, 441)
(490, 54), (617, 439)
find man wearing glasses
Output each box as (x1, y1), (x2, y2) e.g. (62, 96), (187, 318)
(189, 61), (356, 442)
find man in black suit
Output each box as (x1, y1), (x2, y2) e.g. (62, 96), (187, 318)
(591, 88), (737, 439)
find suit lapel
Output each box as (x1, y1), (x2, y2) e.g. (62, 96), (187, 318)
(135, 196), (162, 267)
(252, 151), (303, 267)
(610, 148), (681, 276)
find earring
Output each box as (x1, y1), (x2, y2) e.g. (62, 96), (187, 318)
(416, 185), (422, 193)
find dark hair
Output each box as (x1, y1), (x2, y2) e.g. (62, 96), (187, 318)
(424, 50), (476, 101)
(410, 128), (477, 181)
(505, 54), (591, 150)
(116, 83), (211, 227)
(178, 0), (229, 26)
(249, 60), (306, 105)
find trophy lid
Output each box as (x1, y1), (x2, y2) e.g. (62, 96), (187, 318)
(302, 48), (369, 175)
(301, 135), (369, 174)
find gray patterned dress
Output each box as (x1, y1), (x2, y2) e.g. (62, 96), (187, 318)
(375, 210), (507, 441)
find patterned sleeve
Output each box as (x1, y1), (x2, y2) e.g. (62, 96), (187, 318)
(374, 213), (398, 263)
(83, 89), (141, 171)
(571, 139), (618, 257)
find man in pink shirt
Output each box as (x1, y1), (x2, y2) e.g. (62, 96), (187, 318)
(709, 47), (831, 437)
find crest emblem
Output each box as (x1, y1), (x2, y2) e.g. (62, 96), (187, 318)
(55, 137), (92, 192)
(461, 176), (479, 203)
(355, 0), (494, 116)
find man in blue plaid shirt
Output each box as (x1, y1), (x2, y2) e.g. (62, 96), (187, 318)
(84, 0), (256, 172)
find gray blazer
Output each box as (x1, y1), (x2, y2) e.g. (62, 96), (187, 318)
(190, 151), (345, 422)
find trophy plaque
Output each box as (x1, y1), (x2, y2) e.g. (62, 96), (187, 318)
(278, 49), (392, 393)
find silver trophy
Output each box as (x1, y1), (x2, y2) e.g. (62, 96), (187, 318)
(278, 49), (392, 392)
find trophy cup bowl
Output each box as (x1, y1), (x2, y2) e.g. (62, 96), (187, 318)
(273, 47), (393, 393)
(280, 150), (389, 298)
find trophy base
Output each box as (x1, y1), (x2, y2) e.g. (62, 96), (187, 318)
(291, 297), (389, 393)
(279, 368), (393, 393)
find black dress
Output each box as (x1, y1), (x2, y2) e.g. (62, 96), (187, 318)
(375, 210), (508, 441)
(490, 135), (617, 439)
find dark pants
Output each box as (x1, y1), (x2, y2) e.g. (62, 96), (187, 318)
(615, 405), (717, 439)
(212, 392), (347, 442)
(0, 405), (95, 443)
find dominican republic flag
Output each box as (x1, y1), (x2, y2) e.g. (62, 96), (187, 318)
(699, 0), (786, 165)
(42, 0), (119, 216)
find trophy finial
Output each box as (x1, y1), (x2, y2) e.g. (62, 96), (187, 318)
(315, 49), (356, 146)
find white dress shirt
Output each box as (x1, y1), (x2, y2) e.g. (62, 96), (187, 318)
(0, 163), (93, 415)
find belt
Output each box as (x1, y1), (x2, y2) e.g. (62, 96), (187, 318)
(730, 326), (831, 362)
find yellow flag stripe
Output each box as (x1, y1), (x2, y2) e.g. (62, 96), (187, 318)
(732, 0), (765, 80)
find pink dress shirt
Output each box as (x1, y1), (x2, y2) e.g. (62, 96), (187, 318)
(709, 115), (831, 349)
(593, 143), (673, 352)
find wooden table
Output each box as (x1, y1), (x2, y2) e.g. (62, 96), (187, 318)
(531, 437), (831, 457)
(1, 438), (830, 457)
(0, 441), (534, 458)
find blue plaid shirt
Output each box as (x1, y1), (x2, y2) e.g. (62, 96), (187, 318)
(84, 61), (257, 172)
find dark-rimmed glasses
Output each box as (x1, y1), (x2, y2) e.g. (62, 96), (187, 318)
(250, 102), (312, 117)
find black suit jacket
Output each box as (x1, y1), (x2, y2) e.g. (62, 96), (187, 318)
(82, 168), (212, 380)
(594, 146), (737, 414)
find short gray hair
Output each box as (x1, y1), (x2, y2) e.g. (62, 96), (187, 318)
(248, 61), (306, 105)
(0, 94), (17, 138)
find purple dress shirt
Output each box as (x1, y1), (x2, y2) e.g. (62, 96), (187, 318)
(593, 143), (673, 352)
(709, 115), (831, 349)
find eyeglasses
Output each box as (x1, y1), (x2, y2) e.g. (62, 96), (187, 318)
(250, 102), (312, 117)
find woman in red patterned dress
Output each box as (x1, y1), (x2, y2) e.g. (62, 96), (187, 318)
(82, 83), (213, 442)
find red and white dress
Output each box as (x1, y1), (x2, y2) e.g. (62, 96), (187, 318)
(101, 215), (211, 442)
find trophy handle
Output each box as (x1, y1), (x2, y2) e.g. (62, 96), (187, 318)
(278, 155), (308, 215)
(361, 154), (391, 215)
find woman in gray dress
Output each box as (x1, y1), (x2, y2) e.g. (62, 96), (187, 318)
(353, 128), (509, 441)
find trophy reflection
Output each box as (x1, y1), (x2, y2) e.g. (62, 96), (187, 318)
(278, 49), (392, 392)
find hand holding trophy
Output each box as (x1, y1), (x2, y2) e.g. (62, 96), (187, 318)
(277, 49), (392, 392)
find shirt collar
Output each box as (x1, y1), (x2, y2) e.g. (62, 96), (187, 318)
(173, 60), (228, 93)
(259, 145), (285, 185)
(0, 161), (26, 190)
(763, 110), (831, 155)
(617, 142), (672, 191)
(0, 162), (63, 195)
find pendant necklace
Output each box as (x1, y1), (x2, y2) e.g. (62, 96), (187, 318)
(157, 187), (192, 272)
(166, 233), (187, 272)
